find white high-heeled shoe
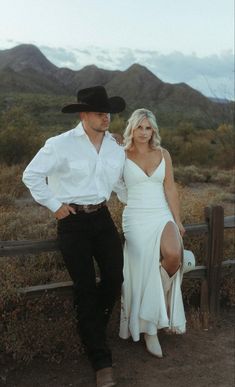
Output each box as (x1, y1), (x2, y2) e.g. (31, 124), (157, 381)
(144, 333), (163, 358)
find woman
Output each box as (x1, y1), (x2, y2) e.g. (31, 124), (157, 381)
(119, 108), (195, 358)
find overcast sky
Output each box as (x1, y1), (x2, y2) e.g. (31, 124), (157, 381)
(0, 0), (234, 98)
(0, 0), (233, 54)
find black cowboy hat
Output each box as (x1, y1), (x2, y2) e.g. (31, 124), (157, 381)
(61, 85), (126, 114)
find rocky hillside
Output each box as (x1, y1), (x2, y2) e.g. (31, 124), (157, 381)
(0, 44), (233, 127)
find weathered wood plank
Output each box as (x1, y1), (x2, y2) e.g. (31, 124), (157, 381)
(18, 281), (73, 299)
(205, 206), (224, 317)
(0, 222), (209, 257)
(17, 261), (235, 299)
(200, 279), (209, 329)
(184, 266), (206, 279)
(1, 215), (233, 258)
(224, 215), (235, 229)
(0, 239), (59, 257)
(184, 223), (208, 233)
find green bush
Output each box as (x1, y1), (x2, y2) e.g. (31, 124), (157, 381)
(161, 123), (234, 168)
(0, 107), (43, 165)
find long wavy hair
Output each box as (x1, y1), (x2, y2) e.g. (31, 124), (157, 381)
(123, 108), (161, 150)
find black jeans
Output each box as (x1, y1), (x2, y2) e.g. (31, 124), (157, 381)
(57, 206), (123, 371)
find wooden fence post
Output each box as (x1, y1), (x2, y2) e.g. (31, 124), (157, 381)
(204, 205), (224, 319)
(200, 277), (209, 329)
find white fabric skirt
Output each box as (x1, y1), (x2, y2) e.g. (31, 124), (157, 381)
(119, 207), (186, 341)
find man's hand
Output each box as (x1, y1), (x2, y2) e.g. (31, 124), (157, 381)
(54, 204), (76, 219)
(111, 133), (124, 145)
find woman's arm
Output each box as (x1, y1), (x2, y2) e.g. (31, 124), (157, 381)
(163, 149), (185, 236)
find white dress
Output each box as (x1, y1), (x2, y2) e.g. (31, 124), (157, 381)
(119, 154), (186, 341)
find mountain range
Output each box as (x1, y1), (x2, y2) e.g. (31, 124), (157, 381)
(0, 44), (233, 128)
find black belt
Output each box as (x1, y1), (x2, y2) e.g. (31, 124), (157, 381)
(69, 200), (107, 214)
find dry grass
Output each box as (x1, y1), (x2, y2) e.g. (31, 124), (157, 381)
(0, 163), (234, 290)
(0, 163), (27, 198)
(0, 163), (234, 361)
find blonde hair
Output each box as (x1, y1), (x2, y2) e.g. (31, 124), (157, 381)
(123, 108), (161, 150)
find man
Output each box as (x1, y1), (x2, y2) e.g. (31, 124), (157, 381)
(22, 86), (126, 387)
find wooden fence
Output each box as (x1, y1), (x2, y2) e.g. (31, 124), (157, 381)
(1, 205), (234, 327)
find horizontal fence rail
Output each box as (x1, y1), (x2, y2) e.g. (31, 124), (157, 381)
(0, 215), (234, 258)
(0, 208), (234, 324)
(1, 215), (234, 257)
(17, 259), (235, 300)
(0, 222), (210, 257)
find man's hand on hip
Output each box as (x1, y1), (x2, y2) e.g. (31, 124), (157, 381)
(55, 204), (76, 219)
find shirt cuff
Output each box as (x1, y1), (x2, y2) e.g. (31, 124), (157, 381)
(45, 198), (62, 213)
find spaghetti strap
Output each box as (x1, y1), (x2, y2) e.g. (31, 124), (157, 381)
(158, 147), (165, 165)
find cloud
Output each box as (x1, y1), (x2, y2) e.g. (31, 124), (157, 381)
(134, 50), (234, 98)
(148, 51), (233, 81)
(40, 46), (79, 68)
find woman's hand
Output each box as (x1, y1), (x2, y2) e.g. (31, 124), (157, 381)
(176, 221), (186, 237)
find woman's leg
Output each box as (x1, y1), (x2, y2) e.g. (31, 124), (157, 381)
(159, 221), (186, 333)
(160, 221), (183, 276)
(144, 221), (183, 357)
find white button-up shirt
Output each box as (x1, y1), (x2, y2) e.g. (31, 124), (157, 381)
(22, 122), (126, 212)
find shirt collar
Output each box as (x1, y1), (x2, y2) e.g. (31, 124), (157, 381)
(74, 122), (86, 137)
(74, 122), (112, 139)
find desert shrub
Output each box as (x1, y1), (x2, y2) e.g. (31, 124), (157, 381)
(174, 165), (206, 185)
(213, 124), (234, 169)
(161, 123), (234, 168)
(0, 126), (42, 165)
(228, 174), (235, 193)
(0, 164), (234, 362)
(174, 166), (234, 187)
(109, 115), (126, 134)
(210, 170), (233, 186)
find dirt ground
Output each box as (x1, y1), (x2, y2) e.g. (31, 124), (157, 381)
(0, 309), (234, 387)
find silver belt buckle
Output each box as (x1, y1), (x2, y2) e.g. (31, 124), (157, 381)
(83, 204), (94, 213)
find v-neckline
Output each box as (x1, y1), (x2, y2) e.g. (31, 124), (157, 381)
(127, 157), (164, 178)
